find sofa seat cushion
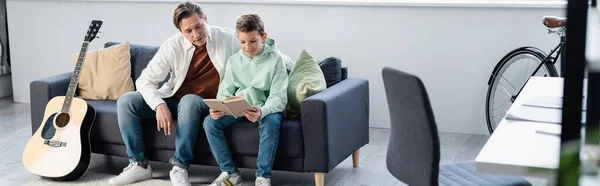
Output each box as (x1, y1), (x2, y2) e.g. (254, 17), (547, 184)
(141, 119), (305, 158)
(85, 99), (304, 158)
(223, 119), (304, 158)
(86, 100), (123, 144)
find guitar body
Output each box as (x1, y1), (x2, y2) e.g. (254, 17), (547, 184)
(22, 96), (96, 181)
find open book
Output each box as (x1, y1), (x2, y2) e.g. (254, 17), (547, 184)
(202, 96), (255, 118)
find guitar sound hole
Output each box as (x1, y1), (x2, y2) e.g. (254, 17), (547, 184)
(55, 113), (71, 128)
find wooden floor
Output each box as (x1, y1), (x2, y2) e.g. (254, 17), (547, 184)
(0, 96), (546, 185)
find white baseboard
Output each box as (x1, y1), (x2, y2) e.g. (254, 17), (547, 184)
(0, 74), (13, 98)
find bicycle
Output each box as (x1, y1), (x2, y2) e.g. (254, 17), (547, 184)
(485, 23), (566, 134)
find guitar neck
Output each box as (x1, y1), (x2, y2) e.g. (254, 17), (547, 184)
(61, 41), (90, 113)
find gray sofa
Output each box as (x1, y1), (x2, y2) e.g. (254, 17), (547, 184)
(29, 42), (370, 185)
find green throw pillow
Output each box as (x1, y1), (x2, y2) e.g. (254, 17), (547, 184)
(284, 49), (327, 119)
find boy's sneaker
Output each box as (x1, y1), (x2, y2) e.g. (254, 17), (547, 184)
(108, 162), (152, 186)
(255, 177), (271, 186)
(210, 171), (242, 186)
(170, 166), (191, 186)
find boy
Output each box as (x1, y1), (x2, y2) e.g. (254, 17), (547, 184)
(203, 13), (289, 186)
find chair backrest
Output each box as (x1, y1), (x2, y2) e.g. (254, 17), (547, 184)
(382, 67), (441, 186)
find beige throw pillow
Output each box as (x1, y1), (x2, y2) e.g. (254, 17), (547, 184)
(70, 41), (134, 100)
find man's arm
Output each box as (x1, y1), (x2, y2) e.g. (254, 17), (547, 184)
(260, 58), (289, 120)
(135, 41), (173, 110)
(228, 28), (241, 55)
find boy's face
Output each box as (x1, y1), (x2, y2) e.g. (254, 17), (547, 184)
(237, 30), (267, 58)
(180, 13), (208, 47)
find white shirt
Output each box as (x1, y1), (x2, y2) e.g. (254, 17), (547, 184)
(135, 24), (240, 110)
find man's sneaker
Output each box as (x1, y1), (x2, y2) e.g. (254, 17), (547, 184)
(108, 162), (152, 186)
(169, 166), (191, 186)
(210, 171), (242, 186)
(255, 177), (271, 186)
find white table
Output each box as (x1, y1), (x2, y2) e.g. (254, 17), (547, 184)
(475, 76), (599, 185)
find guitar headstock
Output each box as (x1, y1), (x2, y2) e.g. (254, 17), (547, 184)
(84, 20), (103, 42)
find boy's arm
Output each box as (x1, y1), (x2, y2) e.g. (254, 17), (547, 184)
(136, 41), (173, 110)
(260, 58), (289, 120)
(216, 58), (237, 100)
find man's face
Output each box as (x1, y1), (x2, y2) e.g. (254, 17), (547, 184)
(237, 30), (267, 58)
(179, 13), (207, 47)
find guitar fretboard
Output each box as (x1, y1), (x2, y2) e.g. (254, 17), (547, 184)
(61, 42), (89, 113)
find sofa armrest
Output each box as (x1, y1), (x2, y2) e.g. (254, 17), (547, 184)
(29, 72), (72, 135)
(301, 78), (369, 173)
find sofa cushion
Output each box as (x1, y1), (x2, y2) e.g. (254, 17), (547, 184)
(224, 120), (304, 158)
(105, 42), (159, 82)
(72, 41), (135, 100)
(132, 119), (304, 158)
(285, 49), (327, 119)
(86, 100), (123, 144)
(318, 56), (342, 87)
(87, 99), (176, 149)
(86, 99), (304, 158)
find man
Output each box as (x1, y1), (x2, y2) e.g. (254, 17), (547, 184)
(108, 1), (239, 186)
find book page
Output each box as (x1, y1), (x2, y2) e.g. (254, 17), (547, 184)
(223, 97), (254, 118)
(202, 99), (232, 116)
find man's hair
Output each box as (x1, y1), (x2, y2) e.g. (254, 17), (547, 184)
(173, 1), (205, 30)
(236, 14), (265, 36)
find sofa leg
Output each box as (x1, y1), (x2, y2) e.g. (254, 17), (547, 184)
(315, 173), (324, 186)
(352, 149), (360, 167)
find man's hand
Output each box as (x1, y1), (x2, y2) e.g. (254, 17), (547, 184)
(155, 104), (173, 135)
(244, 106), (261, 123)
(210, 109), (224, 120)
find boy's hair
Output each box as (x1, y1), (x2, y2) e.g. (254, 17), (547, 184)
(173, 1), (205, 30)
(236, 14), (265, 36)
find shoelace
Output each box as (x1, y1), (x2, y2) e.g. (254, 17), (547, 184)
(256, 178), (270, 186)
(121, 163), (138, 175)
(211, 172), (230, 185)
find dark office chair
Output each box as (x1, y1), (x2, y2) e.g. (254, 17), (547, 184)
(382, 67), (532, 186)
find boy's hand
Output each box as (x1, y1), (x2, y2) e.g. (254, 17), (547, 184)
(244, 106), (261, 123)
(210, 109), (224, 120)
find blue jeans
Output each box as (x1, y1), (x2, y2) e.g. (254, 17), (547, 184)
(116, 91), (210, 169)
(203, 113), (283, 178)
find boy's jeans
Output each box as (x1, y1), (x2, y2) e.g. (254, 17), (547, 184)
(203, 112), (283, 178)
(116, 92), (210, 169)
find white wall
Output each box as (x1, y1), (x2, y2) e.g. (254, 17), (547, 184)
(7, 0), (564, 134)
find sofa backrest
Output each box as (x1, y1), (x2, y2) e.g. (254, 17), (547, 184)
(104, 41), (348, 87)
(104, 42), (158, 81)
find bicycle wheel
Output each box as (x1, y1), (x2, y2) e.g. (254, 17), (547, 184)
(485, 47), (559, 134)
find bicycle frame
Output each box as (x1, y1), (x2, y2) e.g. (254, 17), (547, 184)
(514, 35), (566, 99)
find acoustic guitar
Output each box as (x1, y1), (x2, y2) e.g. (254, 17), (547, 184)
(22, 20), (102, 181)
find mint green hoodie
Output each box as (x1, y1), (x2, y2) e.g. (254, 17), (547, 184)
(216, 38), (289, 120)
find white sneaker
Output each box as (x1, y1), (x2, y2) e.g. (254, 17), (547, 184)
(108, 162), (152, 186)
(255, 177), (271, 186)
(170, 166), (191, 186)
(210, 171), (242, 186)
